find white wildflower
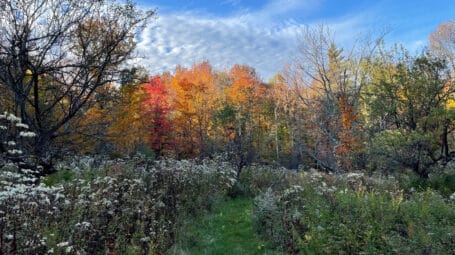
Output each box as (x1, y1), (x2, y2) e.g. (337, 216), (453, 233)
(327, 186), (337, 192)
(21, 168), (36, 175)
(102, 198), (112, 206)
(76, 221), (91, 229)
(56, 241), (69, 247)
(283, 185), (304, 197)
(55, 192), (65, 200)
(6, 113), (21, 122)
(292, 185), (304, 191)
(19, 131), (36, 137)
(140, 236), (151, 242)
(346, 172), (363, 179)
(7, 149), (23, 155)
(7, 141), (16, 146)
(292, 210), (302, 221)
(22, 176), (37, 183)
(156, 201), (165, 208)
(15, 122), (29, 129)
(450, 192), (455, 200)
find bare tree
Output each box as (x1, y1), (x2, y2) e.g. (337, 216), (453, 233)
(286, 25), (383, 172)
(0, 0), (155, 174)
(430, 20), (455, 71)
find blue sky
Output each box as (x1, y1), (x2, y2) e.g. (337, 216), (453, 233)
(132, 0), (455, 79)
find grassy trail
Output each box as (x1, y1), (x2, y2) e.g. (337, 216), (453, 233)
(172, 198), (280, 255)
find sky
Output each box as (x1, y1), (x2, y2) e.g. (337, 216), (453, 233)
(132, 0), (455, 80)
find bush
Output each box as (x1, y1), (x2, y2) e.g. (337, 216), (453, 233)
(238, 164), (296, 197)
(252, 188), (287, 248)
(0, 155), (237, 254)
(252, 169), (455, 254)
(407, 167), (455, 197)
(368, 130), (438, 177)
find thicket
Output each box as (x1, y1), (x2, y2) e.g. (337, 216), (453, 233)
(245, 167), (455, 254)
(1, 112), (455, 254)
(1, 1), (455, 181)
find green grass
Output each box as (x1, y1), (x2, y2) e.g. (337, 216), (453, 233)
(41, 169), (75, 186)
(171, 197), (281, 255)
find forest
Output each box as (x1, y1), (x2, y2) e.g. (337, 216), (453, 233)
(0, 0), (454, 254)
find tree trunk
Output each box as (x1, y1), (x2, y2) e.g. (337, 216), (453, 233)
(441, 119), (449, 162)
(34, 131), (56, 176)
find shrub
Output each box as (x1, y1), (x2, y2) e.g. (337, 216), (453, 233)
(368, 130), (438, 177)
(252, 169), (455, 254)
(1, 152), (237, 254)
(238, 164), (294, 197)
(407, 164), (455, 197)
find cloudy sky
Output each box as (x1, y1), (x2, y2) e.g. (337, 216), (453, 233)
(133, 0), (455, 80)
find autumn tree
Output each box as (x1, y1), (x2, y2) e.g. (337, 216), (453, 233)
(267, 73), (295, 164)
(287, 25), (381, 171)
(170, 61), (219, 158)
(224, 64), (268, 171)
(140, 76), (174, 157)
(105, 67), (150, 156)
(63, 84), (118, 154)
(0, 0), (154, 174)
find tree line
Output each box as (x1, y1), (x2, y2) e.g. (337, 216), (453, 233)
(1, 0), (455, 178)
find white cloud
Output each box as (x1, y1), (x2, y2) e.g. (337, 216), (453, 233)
(132, 0), (369, 80)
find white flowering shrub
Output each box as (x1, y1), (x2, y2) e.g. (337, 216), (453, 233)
(237, 164), (291, 197)
(252, 188), (290, 250)
(0, 112), (36, 165)
(0, 178), (65, 254)
(0, 112), (65, 254)
(0, 149), (237, 254)
(251, 168), (455, 254)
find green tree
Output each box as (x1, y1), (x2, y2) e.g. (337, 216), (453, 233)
(367, 52), (455, 177)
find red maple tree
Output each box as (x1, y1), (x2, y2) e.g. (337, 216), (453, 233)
(140, 76), (175, 157)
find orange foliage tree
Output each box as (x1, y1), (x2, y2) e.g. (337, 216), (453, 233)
(225, 64), (271, 169)
(107, 78), (149, 155)
(170, 61), (219, 158)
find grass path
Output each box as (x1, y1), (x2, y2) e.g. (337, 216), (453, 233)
(172, 198), (280, 255)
